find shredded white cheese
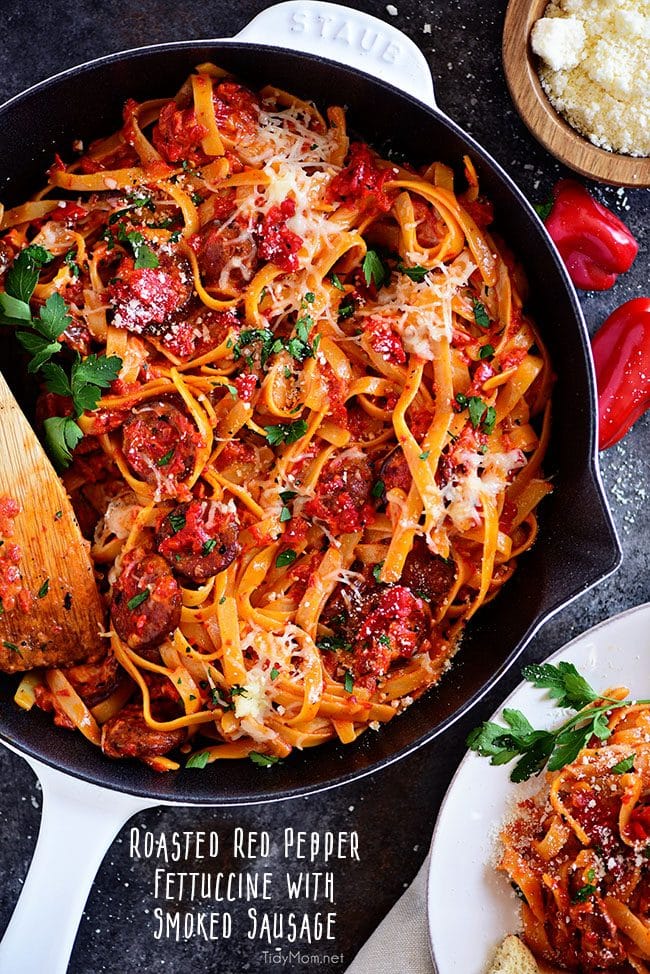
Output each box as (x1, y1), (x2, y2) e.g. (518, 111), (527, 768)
(532, 0), (650, 156)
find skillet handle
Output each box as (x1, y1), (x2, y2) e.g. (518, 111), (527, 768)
(235, 0), (437, 109)
(0, 754), (155, 974)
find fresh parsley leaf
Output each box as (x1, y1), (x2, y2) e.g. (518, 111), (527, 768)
(479, 344), (495, 359)
(482, 405), (497, 436)
(521, 661), (598, 711)
(362, 249), (388, 288)
(472, 298), (490, 329)
(118, 227), (159, 270)
(316, 635), (352, 653)
(156, 448), (174, 467)
(168, 510), (186, 534)
(73, 353), (122, 389)
(468, 396), (488, 429)
(43, 416), (83, 469)
(0, 292), (32, 325)
(397, 262), (428, 282)
(250, 752), (281, 767)
(338, 295), (355, 320)
(264, 420), (307, 446)
(469, 662), (634, 782)
(6, 245), (54, 304)
(127, 590), (150, 611)
(535, 198), (554, 221)
(186, 751), (210, 769)
(611, 753), (636, 774)
(64, 249), (81, 279)
(330, 273), (345, 291)
(35, 292), (72, 341)
(276, 549), (297, 568)
(41, 362), (71, 397)
(572, 882), (596, 903)
(343, 670), (354, 693)
(16, 331), (61, 373)
(233, 328), (275, 367)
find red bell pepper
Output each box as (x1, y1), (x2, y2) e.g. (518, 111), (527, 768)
(542, 179), (638, 291)
(592, 298), (650, 450)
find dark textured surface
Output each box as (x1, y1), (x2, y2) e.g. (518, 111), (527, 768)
(0, 1), (648, 972)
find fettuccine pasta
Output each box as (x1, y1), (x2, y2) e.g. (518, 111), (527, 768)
(1, 66), (552, 771)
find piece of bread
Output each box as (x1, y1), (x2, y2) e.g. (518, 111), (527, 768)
(487, 935), (540, 974)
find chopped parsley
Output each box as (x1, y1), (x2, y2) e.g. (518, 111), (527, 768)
(202, 539), (217, 555)
(338, 295), (356, 320)
(343, 670), (354, 693)
(279, 489), (297, 502)
(611, 753), (636, 774)
(2, 640), (19, 652)
(378, 633), (391, 646)
(37, 579), (50, 599)
(479, 344), (495, 359)
(362, 249), (388, 288)
(330, 273), (345, 291)
(397, 262), (428, 282)
(467, 396), (496, 435)
(63, 249), (81, 279)
(270, 666), (280, 681)
(156, 448), (175, 467)
(371, 479), (385, 498)
(534, 198), (554, 221)
(230, 684), (249, 698)
(572, 869), (597, 903)
(116, 226), (159, 270)
(372, 562), (384, 583)
(264, 420), (308, 446)
(419, 450), (430, 461)
(250, 752), (282, 767)
(185, 751), (210, 770)
(472, 298), (490, 329)
(316, 635), (352, 653)
(276, 549), (298, 568)
(168, 510), (186, 534)
(279, 506), (292, 522)
(127, 590), (150, 611)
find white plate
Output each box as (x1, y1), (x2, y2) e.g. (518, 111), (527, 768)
(427, 602), (650, 973)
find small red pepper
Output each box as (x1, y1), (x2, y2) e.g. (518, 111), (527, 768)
(592, 298), (650, 450)
(543, 179), (638, 291)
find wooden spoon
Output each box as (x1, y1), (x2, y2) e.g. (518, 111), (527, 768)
(0, 372), (105, 673)
(503, 0), (650, 187)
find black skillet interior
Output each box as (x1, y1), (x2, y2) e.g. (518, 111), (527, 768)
(0, 42), (621, 804)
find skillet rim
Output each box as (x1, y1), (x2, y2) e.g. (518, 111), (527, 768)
(0, 39), (622, 804)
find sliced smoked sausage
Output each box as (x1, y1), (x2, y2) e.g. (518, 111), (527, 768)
(110, 548), (181, 651)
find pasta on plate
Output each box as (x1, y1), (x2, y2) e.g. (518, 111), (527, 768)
(501, 691), (650, 973)
(0, 64), (552, 771)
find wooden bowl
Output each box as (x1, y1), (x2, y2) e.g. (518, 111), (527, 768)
(503, 0), (650, 187)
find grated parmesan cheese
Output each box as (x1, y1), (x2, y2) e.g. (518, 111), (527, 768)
(531, 0), (650, 156)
